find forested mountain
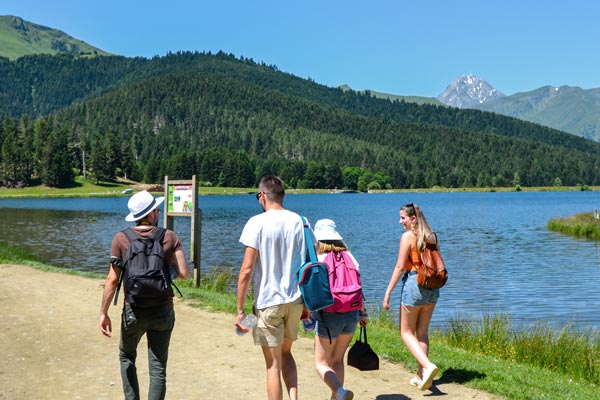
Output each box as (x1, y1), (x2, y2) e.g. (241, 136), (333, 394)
(339, 85), (443, 106)
(477, 85), (600, 142)
(1, 51), (600, 190)
(436, 74), (600, 142)
(0, 54), (146, 118)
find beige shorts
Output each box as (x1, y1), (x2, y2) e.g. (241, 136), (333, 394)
(252, 297), (304, 347)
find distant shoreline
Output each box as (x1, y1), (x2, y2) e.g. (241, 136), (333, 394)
(0, 180), (596, 199)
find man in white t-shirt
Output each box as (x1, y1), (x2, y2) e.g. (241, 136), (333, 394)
(235, 175), (306, 400)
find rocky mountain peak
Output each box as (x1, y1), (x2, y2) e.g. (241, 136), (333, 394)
(437, 74), (505, 108)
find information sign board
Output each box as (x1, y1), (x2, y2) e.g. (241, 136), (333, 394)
(167, 184), (194, 213)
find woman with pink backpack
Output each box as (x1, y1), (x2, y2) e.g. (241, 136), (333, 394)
(311, 218), (368, 400)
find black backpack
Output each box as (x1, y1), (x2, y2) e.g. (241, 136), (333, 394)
(113, 227), (180, 308)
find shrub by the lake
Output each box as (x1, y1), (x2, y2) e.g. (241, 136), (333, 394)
(444, 313), (600, 385)
(0, 242), (40, 263)
(548, 211), (600, 240)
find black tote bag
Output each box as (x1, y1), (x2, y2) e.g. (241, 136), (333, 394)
(347, 326), (379, 371)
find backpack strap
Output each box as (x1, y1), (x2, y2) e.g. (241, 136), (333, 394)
(300, 216), (318, 263)
(113, 228), (137, 306)
(151, 226), (167, 243)
(424, 232), (439, 250)
(151, 227), (183, 298)
(418, 232), (439, 268)
(121, 227), (139, 244)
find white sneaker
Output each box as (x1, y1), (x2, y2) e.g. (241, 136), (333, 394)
(418, 363), (438, 391)
(336, 387), (354, 400)
(409, 376), (421, 387)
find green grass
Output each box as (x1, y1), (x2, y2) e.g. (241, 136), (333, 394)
(3, 239), (598, 400)
(0, 241), (103, 279)
(0, 176), (132, 198)
(0, 16), (111, 60)
(0, 241), (41, 264)
(0, 177), (257, 198)
(1, 177), (598, 199)
(358, 315), (599, 399)
(443, 314), (599, 386)
(548, 212), (600, 240)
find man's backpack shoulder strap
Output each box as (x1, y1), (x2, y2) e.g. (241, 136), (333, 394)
(151, 226), (167, 244)
(121, 226), (166, 244)
(121, 227), (138, 243)
(151, 227), (183, 297)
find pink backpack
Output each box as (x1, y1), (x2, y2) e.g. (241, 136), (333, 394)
(323, 250), (363, 313)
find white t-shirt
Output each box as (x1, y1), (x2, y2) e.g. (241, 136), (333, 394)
(239, 209), (306, 309)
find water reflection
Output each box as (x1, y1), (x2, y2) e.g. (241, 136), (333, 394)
(0, 207), (125, 273)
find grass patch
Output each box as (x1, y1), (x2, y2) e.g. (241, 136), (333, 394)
(0, 241), (104, 279)
(0, 176), (131, 198)
(548, 212), (600, 240)
(0, 241), (41, 264)
(174, 268), (245, 314)
(444, 313), (600, 385)
(1, 180), (599, 199)
(361, 311), (599, 399)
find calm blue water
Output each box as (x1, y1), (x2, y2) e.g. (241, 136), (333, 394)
(1, 191), (599, 331)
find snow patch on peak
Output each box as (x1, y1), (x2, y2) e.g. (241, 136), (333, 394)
(437, 74), (505, 108)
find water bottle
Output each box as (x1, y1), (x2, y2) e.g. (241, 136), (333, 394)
(235, 313), (258, 336)
(302, 314), (316, 333)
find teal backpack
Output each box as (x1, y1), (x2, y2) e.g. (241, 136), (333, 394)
(297, 216), (334, 312)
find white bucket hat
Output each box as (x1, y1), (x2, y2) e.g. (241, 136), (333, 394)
(313, 218), (343, 241)
(125, 190), (165, 222)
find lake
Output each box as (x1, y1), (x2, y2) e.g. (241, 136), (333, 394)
(1, 191), (599, 331)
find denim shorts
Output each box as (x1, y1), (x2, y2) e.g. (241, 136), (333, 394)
(314, 310), (359, 339)
(401, 271), (440, 306)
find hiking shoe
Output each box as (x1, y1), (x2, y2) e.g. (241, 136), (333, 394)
(409, 376), (421, 387)
(336, 387), (354, 400)
(418, 363), (438, 391)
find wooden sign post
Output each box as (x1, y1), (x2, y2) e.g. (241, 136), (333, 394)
(163, 175), (201, 287)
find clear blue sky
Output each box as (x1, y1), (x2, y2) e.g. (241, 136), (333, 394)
(4, 0), (599, 97)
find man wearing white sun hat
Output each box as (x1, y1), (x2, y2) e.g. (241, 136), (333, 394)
(99, 190), (189, 400)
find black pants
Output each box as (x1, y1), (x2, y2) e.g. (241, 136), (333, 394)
(119, 303), (175, 400)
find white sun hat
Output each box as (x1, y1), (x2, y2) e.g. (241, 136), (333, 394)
(125, 190), (165, 222)
(313, 218), (343, 241)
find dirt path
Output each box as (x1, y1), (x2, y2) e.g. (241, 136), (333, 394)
(0, 264), (502, 399)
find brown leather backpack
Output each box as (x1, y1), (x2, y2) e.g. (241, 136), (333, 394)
(417, 233), (448, 289)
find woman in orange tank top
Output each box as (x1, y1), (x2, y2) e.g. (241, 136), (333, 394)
(383, 203), (440, 391)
